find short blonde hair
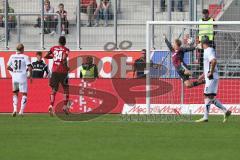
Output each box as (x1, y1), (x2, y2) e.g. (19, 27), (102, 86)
(174, 39), (182, 47)
(44, 0), (50, 4)
(16, 43), (24, 52)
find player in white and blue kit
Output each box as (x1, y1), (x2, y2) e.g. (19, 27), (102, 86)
(7, 44), (32, 117)
(196, 37), (231, 123)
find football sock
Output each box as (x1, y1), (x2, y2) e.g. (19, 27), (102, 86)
(50, 93), (55, 106)
(13, 95), (18, 112)
(63, 94), (69, 106)
(212, 99), (227, 113)
(192, 81), (199, 87)
(203, 98), (211, 120)
(20, 95), (27, 114)
(192, 80), (205, 87)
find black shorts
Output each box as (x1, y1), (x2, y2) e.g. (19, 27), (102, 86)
(176, 66), (189, 82)
(136, 72), (146, 78)
(204, 93), (217, 96)
(50, 72), (69, 92)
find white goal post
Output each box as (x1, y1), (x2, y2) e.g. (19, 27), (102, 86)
(145, 21), (240, 115)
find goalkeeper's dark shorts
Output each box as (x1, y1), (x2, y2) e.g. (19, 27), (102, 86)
(176, 66), (190, 82)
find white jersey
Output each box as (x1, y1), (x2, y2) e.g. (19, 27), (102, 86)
(7, 53), (31, 83)
(203, 47), (219, 80)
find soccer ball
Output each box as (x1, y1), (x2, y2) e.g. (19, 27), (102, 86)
(187, 37), (195, 45)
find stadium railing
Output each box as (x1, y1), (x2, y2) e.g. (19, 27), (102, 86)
(1, 0), (229, 51)
(0, 12), (61, 49)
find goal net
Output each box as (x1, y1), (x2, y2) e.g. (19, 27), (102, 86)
(145, 21), (240, 115)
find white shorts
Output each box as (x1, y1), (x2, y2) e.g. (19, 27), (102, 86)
(204, 79), (219, 96)
(12, 81), (28, 93)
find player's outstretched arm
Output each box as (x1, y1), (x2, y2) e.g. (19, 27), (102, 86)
(182, 46), (196, 52)
(163, 34), (174, 51)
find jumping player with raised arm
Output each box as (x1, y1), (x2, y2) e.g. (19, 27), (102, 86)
(45, 36), (70, 116)
(195, 37), (231, 123)
(163, 34), (205, 88)
(7, 43), (32, 117)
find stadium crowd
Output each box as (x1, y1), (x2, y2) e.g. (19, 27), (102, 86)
(33, 0), (113, 35)
(0, 0), (188, 34)
(0, 1), (16, 40)
(0, 0), (114, 38)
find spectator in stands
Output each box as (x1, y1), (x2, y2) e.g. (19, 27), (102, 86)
(94, 0), (112, 27)
(160, 0), (183, 12)
(80, 56), (98, 78)
(175, 0), (183, 12)
(32, 52), (49, 78)
(80, 0), (97, 27)
(0, 1), (16, 40)
(34, 0), (55, 35)
(160, 0), (167, 12)
(55, 3), (69, 35)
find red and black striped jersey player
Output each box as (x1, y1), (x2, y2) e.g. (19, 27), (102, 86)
(44, 36), (70, 116)
(163, 34), (205, 88)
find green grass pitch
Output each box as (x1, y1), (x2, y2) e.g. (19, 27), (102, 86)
(0, 114), (239, 160)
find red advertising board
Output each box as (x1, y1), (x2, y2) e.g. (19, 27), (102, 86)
(0, 78), (240, 113)
(0, 51), (141, 78)
(0, 51), (240, 113)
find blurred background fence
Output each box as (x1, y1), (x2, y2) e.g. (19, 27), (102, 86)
(0, 0), (240, 51)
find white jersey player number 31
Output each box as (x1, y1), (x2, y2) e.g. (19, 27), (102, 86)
(7, 43), (33, 117)
(13, 59), (22, 71)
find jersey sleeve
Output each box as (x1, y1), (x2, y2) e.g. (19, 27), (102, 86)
(7, 56), (12, 67)
(25, 56), (31, 66)
(208, 49), (216, 62)
(66, 48), (70, 57)
(31, 62), (35, 68)
(164, 38), (174, 52)
(63, 48), (70, 61)
(63, 11), (67, 17)
(49, 47), (54, 54)
(182, 47), (196, 53)
(44, 64), (49, 74)
(46, 47), (54, 58)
